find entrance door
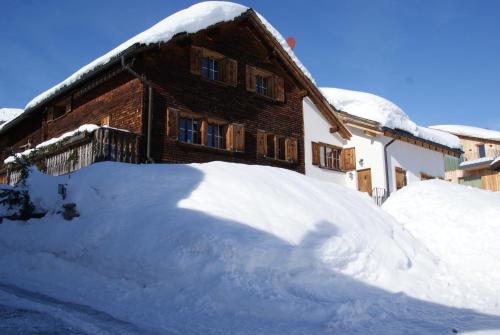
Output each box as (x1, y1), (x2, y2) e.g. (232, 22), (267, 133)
(357, 168), (372, 196)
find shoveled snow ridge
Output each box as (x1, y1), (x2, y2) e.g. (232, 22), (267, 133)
(1, 162), (500, 334)
(320, 87), (462, 149)
(24, 1), (314, 112)
(430, 124), (500, 141)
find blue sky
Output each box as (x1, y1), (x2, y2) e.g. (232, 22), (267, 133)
(1, 0), (499, 129)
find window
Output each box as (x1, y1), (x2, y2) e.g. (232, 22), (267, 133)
(319, 145), (341, 170)
(257, 130), (298, 162)
(201, 58), (219, 81)
(478, 144), (486, 158)
(207, 123), (224, 149)
(311, 143), (356, 171)
(179, 117), (201, 144)
(190, 46), (237, 86)
(246, 65), (285, 102)
(48, 98), (71, 121)
(256, 75), (269, 97)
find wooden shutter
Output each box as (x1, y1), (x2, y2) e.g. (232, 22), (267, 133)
(395, 167), (406, 190)
(200, 119), (208, 145)
(100, 115), (110, 126)
(233, 123), (245, 152)
(246, 65), (256, 92)
(273, 75), (285, 102)
(312, 142), (320, 166)
(226, 124), (245, 152)
(223, 57), (238, 86)
(257, 130), (267, 156)
(166, 108), (179, 139)
(190, 46), (203, 75)
(285, 138), (298, 162)
(341, 147), (356, 171)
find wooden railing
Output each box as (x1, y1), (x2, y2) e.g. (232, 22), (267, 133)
(6, 127), (141, 184)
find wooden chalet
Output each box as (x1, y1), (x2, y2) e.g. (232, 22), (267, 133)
(0, 3), (349, 183)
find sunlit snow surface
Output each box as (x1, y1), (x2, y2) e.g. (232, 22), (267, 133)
(1, 162), (500, 334)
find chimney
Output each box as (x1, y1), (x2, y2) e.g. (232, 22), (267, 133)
(286, 36), (296, 50)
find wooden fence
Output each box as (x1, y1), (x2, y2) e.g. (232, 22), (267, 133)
(7, 127), (140, 185)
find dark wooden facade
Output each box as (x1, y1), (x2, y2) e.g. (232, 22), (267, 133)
(0, 10), (348, 179)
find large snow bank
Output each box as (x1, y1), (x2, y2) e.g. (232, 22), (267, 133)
(25, 1), (313, 112)
(430, 124), (500, 141)
(1, 162), (500, 334)
(383, 180), (500, 315)
(0, 108), (23, 129)
(320, 87), (462, 149)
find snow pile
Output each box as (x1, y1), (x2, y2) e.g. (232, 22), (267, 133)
(383, 180), (500, 314)
(1, 162), (500, 333)
(459, 156), (494, 168)
(25, 1), (313, 112)
(430, 124), (500, 141)
(0, 108), (23, 129)
(320, 87), (462, 149)
(3, 124), (100, 164)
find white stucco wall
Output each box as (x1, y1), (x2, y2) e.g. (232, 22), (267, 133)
(386, 140), (445, 192)
(303, 97), (446, 195)
(302, 97), (353, 187)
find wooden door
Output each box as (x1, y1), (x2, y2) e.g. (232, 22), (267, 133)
(357, 168), (372, 196)
(395, 167), (407, 190)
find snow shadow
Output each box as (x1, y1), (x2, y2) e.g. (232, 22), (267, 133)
(3, 162), (500, 335)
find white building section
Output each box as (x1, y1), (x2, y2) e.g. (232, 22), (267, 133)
(303, 88), (461, 202)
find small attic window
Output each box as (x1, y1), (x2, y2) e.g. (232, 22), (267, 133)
(48, 98), (71, 121)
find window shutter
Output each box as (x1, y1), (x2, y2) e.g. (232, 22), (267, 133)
(225, 125), (233, 150)
(341, 147), (356, 171)
(285, 138), (298, 162)
(223, 57), (238, 86)
(312, 142), (320, 166)
(257, 130), (267, 156)
(190, 46), (203, 75)
(100, 115), (110, 126)
(200, 119), (208, 145)
(233, 124), (245, 152)
(245, 65), (256, 92)
(166, 108), (179, 139)
(273, 75), (285, 102)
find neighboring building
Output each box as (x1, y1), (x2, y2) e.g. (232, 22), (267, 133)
(305, 87), (462, 203)
(429, 125), (500, 191)
(0, 2), (349, 183)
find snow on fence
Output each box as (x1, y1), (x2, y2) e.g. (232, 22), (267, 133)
(372, 187), (388, 206)
(6, 127), (140, 185)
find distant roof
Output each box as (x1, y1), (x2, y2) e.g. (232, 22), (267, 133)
(320, 87), (462, 150)
(429, 124), (500, 141)
(23, 1), (314, 113)
(0, 108), (23, 129)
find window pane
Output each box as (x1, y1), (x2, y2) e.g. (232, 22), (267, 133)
(277, 138), (286, 160)
(256, 75), (268, 96)
(179, 118), (186, 142)
(478, 144), (486, 158)
(266, 134), (275, 157)
(320, 146), (325, 167)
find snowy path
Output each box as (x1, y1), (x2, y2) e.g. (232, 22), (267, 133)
(0, 282), (162, 335)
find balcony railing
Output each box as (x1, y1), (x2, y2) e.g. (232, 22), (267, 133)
(6, 127), (140, 185)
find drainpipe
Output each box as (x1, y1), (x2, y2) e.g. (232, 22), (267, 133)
(120, 56), (154, 163)
(384, 138), (397, 195)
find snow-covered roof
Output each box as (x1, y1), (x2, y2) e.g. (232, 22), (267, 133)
(429, 124), (500, 141)
(320, 87), (462, 150)
(23, 1), (314, 112)
(491, 156), (500, 169)
(0, 108), (23, 129)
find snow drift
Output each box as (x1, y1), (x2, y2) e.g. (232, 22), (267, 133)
(0, 162), (500, 334)
(383, 180), (500, 315)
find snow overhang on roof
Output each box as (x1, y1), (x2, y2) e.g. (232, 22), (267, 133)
(429, 124), (500, 142)
(459, 156), (495, 171)
(0, 108), (23, 129)
(1, 1), (349, 139)
(320, 87), (462, 151)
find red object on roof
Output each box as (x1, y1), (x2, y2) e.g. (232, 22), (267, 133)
(286, 36), (296, 49)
